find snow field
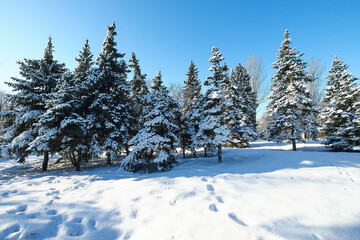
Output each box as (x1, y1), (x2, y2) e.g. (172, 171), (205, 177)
(0, 141), (360, 240)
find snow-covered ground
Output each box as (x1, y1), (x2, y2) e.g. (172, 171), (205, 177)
(1, 141), (359, 240)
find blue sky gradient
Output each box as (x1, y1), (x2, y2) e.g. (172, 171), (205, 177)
(1, 0), (359, 116)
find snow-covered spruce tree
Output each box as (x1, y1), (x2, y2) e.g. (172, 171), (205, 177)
(90, 22), (132, 165)
(30, 72), (88, 171)
(226, 64), (257, 147)
(73, 39), (100, 161)
(4, 37), (66, 170)
(121, 71), (180, 172)
(234, 63), (257, 137)
(266, 29), (317, 151)
(181, 60), (202, 157)
(128, 52), (149, 140)
(193, 47), (230, 162)
(320, 56), (360, 151)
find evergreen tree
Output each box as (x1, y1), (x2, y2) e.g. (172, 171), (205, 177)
(321, 55), (360, 151)
(128, 52), (149, 141)
(234, 63), (257, 138)
(73, 39), (97, 161)
(122, 71), (180, 172)
(4, 37), (66, 170)
(226, 66), (257, 147)
(90, 22), (132, 165)
(181, 60), (202, 157)
(30, 72), (87, 171)
(193, 47), (230, 162)
(267, 30), (317, 151)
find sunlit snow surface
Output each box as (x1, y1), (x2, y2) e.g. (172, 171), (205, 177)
(1, 141), (360, 240)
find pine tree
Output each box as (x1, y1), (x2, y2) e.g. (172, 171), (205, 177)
(90, 22), (132, 165)
(121, 71), (180, 172)
(4, 37), (66, 170)
(181, 60), (202, 157)
(321, 55), (360, 151)
(226, 66), (257, 147)
(234, 63), (257, 138)
(267, 30), (317, 151)
(73, 39), (97, 161)
(193, 47), (230, 162)
(128, 52), (149, 141)
(30, 72), (87, 171)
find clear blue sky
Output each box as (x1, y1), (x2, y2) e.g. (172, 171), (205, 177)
(1, 0), (359, 116)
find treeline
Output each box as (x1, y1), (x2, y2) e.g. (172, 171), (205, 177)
(0, 25), (359, 173)
(0, 22), (256, 172)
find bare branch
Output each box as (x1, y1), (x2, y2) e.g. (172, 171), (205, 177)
(245, 56), (269, 109)
(169, 83), (183, 105)
(307, 58), (326, 104)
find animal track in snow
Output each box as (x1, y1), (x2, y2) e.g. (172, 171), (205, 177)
(201, 177), (208, 182)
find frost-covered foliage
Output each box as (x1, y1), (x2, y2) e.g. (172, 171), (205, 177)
(181, 60), (202, 156)
(226, 64), (257, 147)
(321, 56), (360, 151)
(122, 71), (180, 172)
(193, 47), (230, 162)
(267, 30), (318, 150)
(128, 52), (149, 140)
(30, 73), (87, 170)
(2, 37), (66, 164)
(90, 22), (133, 164)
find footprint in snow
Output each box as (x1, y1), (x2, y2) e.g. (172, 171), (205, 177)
(228, 213), (248, 227)
(0, 224), (21, 239)
(131, 209), (138, 218)
(206, 184), (215, 192)
(46, 209), (57, 216)
(123, 230), (133, 240)
(7, 205), (27, 214)
(86, 219), (96, 230)
(201, 177), (208, 182)
(209, 203), (218, 212)
(1, 190), (18, 197)
(216, 196), (224, 203)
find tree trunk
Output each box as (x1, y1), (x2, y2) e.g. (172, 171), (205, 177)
(106, 151), (112, 165)
(182, 146), (186, 159)
(74, 161), (81, 171)
(42, 151), (49, 171)
(204, 148), (207, 157)
(125, 145), (130, 156)
(218, 145), (222, 163)
(292, 138), (296, 151)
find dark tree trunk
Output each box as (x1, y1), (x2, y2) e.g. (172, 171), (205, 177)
(204, 148), (207, 157)
(125, 145), (130, 156)
(182, 146), (186, 159)
(42, 151), (49, 171)
(291, 127), (296, 151)
(191, 147), (198, 158)
(74, 161), (81, 171)
(218, 145), (222, 163)
(106, 151), (112, 165)
(292, 139), (296, 151)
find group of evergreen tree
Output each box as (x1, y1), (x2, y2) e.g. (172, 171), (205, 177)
(2, 25), (357, 174)
(0, 22), (258, 172)
(266, 29), (360, 151)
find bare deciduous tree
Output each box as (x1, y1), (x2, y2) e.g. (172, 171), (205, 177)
(169, 83), (183, 106)
(245, 56), (269, 111)
(307, 58), (326, 104)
